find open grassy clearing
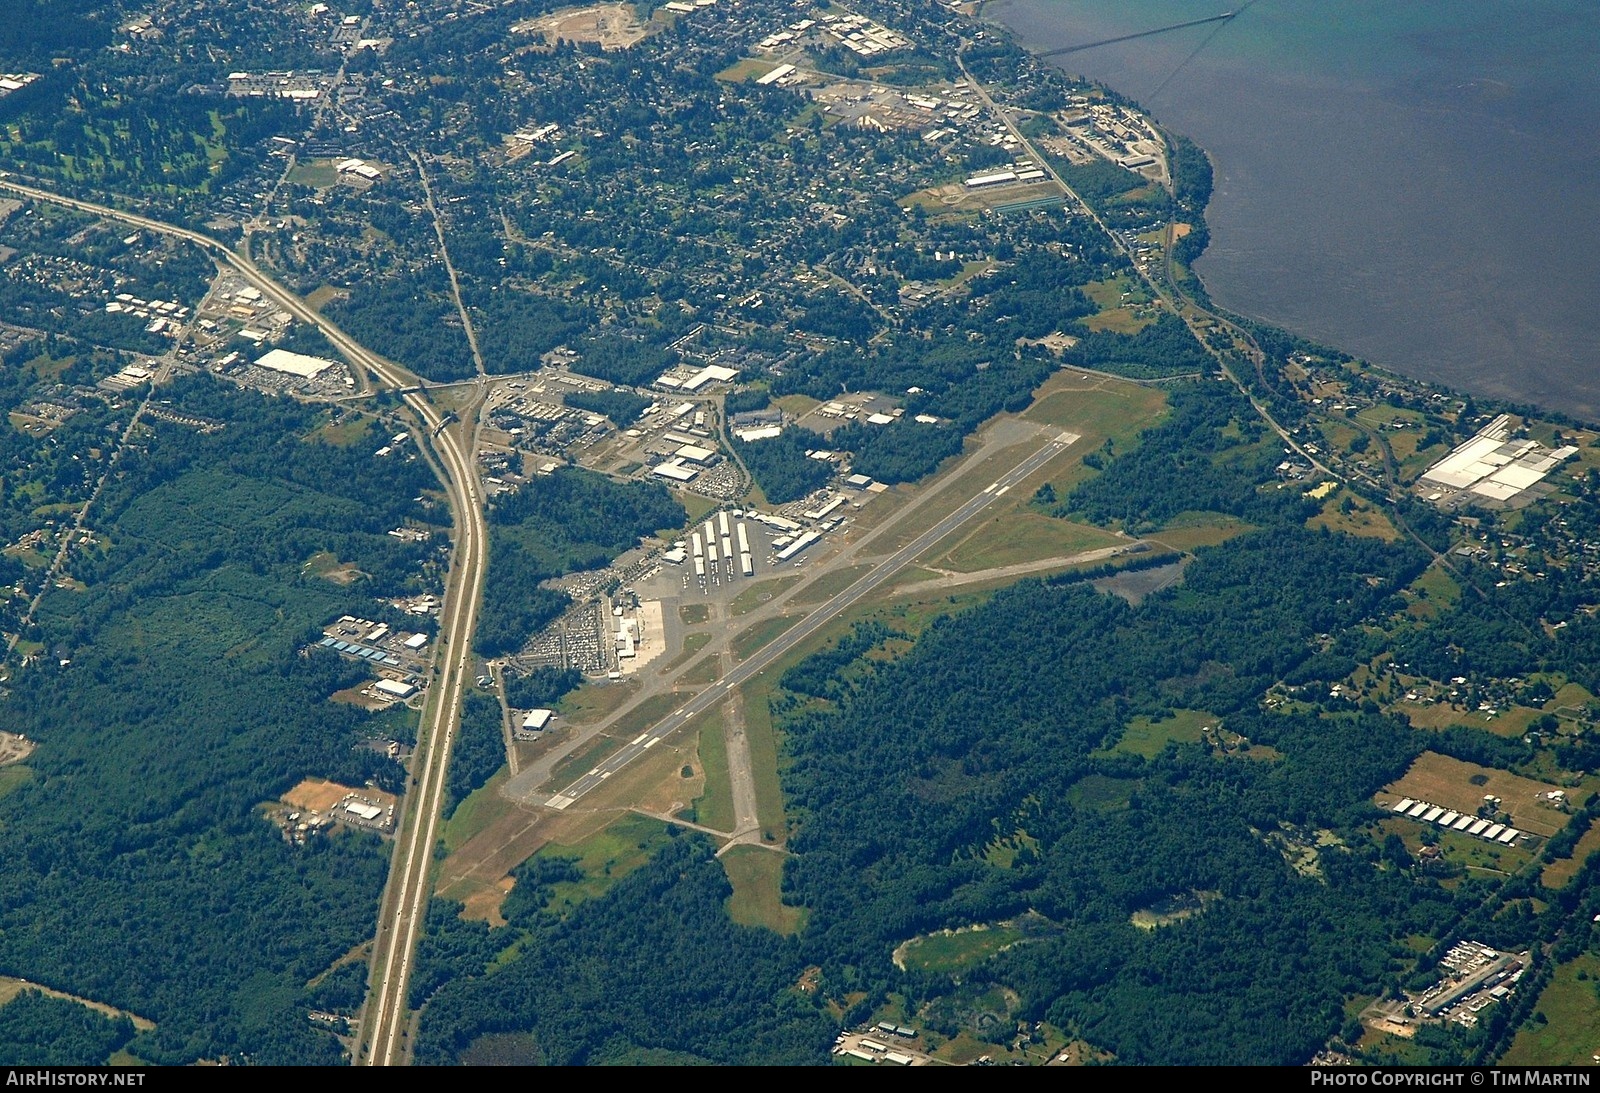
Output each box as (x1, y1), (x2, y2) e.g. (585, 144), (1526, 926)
(691, 713), (735, 831)
(772, 393), (819, 417)
(1382, 751), (1580, 837)
(440, 768), (517, 855)
(1307, 490), (1401, 541)
(678, 648), (721, 684)
(548, 734), (627, 789)
(679, 491), (720, 525)
(1500, 953), (1600, 1066)
(736, 675), (791, 842)
(304, 284), (345, 310)
(1102, 708), (1216, 758)
(308, 414), (371, 447)
(1145, 512), (1255, 552)
(1542, 817), (1600, 889)
(285, 161), (339, 188)
(1381, 818), (1531, 876)
(896, 925), (1023, 974)
(788, 563), (872, 605)
(664, 630), (714, 670)
(1394, 701), (1542, 739)
(731, 613), (803, 661)
(0, 766), (33, 802)
(721, 845), (804, 935)
(556, 677), (637, 726)
(533, 811), (678, 915)
(730, 575), (802, 616)
(1407, 563), (1461, 611)
(938, 509), (1122, 572)
(1081, 307), (1155, 335)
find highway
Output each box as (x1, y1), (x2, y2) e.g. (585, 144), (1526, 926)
(0, 176), (491, 1067)
(543, 428), (1078, 808)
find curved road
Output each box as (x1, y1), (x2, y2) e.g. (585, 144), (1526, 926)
(0, 176), (489, 1067)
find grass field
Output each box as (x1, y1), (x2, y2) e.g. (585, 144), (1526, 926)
(939, 510), (1122, 572)
(1145, 511), (1255, 552)
(534, 812), (677, 915)
(305, 284), (345, 311)
(1104, 709), (1215, 758)
(1383, 751), (1575, 837)
(1501, 953), (1600, 1065)
(1022, 373), (1167, 449)
(737, 679), (789, 841)
(1081, 306), (1155, 335)
(678, 648), (721, 684)
(598, 691), (684, 745)
(309, 414), (371, 447)
(1308, 491), (1401, 541)
(731, 613), (803, 661)
(721, 845), (804, 935)
(1395, 701), (1542, 739)
(286, 161), (338, 188)
(716, 57), (776, 82)
(692, 713), (735, 831)
(679, 492), (720, 525)
(1408, 563), (1461, 612)
(772, 394), (820, 417)
(548, 734), (626, 789)
(557, 678), (636, 726)
(0, 765), (33, 802)
(896, 925), (1023, 974)
(730, 575), (802, 616)
(1542, 817), (1600, 889)
(1382, 817), (1530, 876)
(440, 768), (516, 854)
(1067, 774), (1138, 812)
(789, 563), (872, 605)
(679, 603), (711, 625)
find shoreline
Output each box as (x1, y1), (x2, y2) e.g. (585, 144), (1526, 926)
(975, 0), (1600, 423)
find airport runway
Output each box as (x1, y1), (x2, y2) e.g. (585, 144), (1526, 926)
(543, 428), (1078, 809)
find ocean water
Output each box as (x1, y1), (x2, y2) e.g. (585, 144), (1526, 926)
(988, 0), (1600, 418)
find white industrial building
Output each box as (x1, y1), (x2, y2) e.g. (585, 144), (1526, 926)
(255, 348), (338, 378)
(652, 459), (698, 482)
(1419, 414), (1578, 504)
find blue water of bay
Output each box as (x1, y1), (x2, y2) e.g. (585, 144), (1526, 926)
(988, 0), (1600, 417)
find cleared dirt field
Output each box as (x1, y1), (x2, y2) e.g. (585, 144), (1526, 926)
(515, 3), (652, 50)
(1380, 752), (1575, 837)
(0, 730), (35, 766)
(282, 777), (396, 815)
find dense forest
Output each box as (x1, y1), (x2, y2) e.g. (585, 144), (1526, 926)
(773, 527), (1449, 1064)
(416, 836), (836, 1064)
(327, 270), (475, 381)
(476, 469), (684, 656)
(0, 376), (430, 1063)
(736, 427), (834, 505)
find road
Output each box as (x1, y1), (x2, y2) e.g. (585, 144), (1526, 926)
(953, 57), (1336, 483)
(0, 176), (491, 1068)
(542, 428), (1077, 809)
(412, 152), (487, 378)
